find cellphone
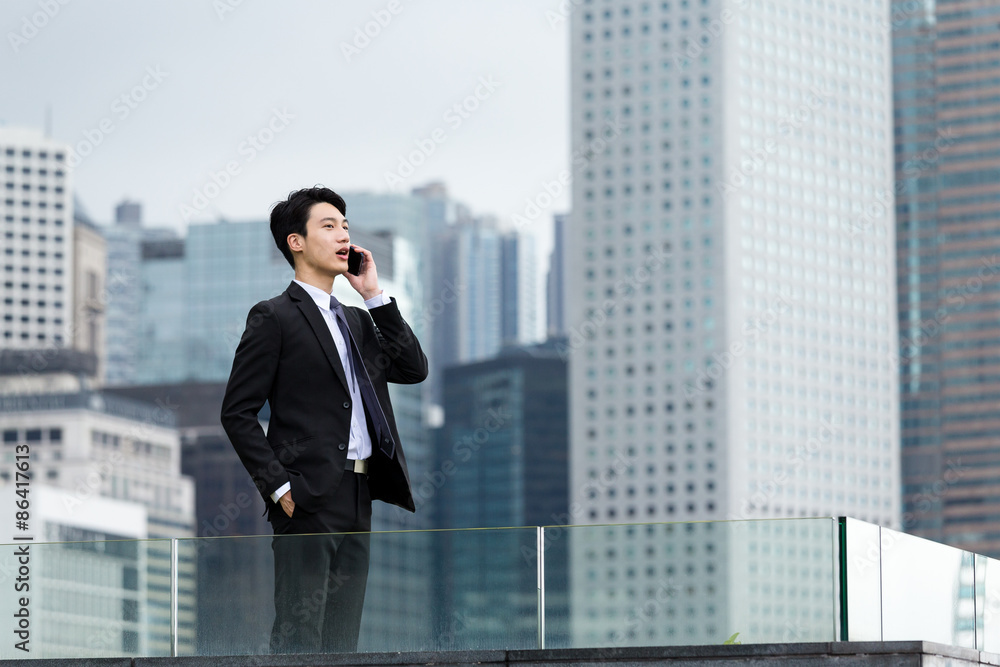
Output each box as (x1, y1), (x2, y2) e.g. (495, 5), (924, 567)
(347, 246), (365, 276)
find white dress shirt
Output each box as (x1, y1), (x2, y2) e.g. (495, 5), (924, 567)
(270, 281), (391, 503)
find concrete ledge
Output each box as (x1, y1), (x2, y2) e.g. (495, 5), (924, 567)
(0, 660), (131, 667)
(4, 642), (999, 667)
(134, 650), (508, 667)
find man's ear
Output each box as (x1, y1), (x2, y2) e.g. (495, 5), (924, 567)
(287, 233), (303, 254)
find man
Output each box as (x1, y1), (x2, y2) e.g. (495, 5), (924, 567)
(221, 186), (427, 654)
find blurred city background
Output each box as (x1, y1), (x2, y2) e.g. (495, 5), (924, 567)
(0, 0), (998, 658)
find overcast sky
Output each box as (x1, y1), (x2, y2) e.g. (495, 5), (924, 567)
(1, 0), (569, 251)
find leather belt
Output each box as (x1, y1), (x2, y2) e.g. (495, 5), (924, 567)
(346, 458), (369, 475)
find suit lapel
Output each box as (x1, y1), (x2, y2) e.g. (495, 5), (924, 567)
(288, 282), (350, 394)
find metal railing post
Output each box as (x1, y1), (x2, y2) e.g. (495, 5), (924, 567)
(170, 538), (179, 657)
(537, 526), (545, 649)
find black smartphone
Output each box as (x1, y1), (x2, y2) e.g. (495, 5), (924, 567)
(347, 246), (365, 276)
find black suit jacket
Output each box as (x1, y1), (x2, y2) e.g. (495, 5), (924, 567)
(221, 281), (427, 514)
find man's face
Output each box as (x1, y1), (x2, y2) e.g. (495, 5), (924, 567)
(290, 201), (351, 277)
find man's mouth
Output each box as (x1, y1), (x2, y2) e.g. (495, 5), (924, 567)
(336, 248), (350, 260)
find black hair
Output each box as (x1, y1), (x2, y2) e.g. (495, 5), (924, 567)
(269, 186), (347, 268)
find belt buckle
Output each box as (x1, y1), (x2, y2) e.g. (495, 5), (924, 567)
(350, 458), (369, 475)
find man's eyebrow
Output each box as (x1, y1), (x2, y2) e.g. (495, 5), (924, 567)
(319, 216), (348, 223)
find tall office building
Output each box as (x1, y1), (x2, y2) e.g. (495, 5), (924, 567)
(500, 231), (540, 347)
(894, 2), (1000, 556)
(115, 199), (142, 226)
(0, 390), (196, 656)
(72, 216), (106, 381)
(433, 340), (569, 648)
(568, 0), (899, 645)
(435, 215), (503, 369)
(547, 213), (568, 337)
(102, 201), (180, 386)
(1, 128), (73, 350)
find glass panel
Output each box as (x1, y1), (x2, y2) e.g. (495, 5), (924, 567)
(841, 517), (882, 641)
(180, 526), (539, 655)
(879, 527), (975, 648)
(981, 556), (1000, 653)
(974, 554), (986, 651)
(550, 518), (838, 649)
(176, 535), (271, 656)
(0, 538), (170, 659)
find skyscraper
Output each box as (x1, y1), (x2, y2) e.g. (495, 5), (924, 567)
(102, 201), (180, 386)
(894, 1), (1000, 556)
(433, 340), (569, 648)
(72, 214), (106, 382)
(1, 128), (73, 350)
(567, 0), (899, 645)
(500, 230), (539, 347)
(547, 213), (568, 337)
(435, 215), (503, 369)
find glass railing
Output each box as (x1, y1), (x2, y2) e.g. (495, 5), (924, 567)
(0, 517), (997, 659)
(839, 518), (998, 650)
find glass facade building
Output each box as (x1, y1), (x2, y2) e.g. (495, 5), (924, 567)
(433, 340), (569, 648)
(894, 1), (1000, 556)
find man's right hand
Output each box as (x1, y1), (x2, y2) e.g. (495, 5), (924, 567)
(279, 490), (295, 518)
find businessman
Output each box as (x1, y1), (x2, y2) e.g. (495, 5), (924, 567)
(221, 186), (427, 653)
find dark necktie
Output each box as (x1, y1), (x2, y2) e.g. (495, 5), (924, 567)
(330, 296), (396, 459)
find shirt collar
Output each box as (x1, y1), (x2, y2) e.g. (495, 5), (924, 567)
(293, 279), (333, 312)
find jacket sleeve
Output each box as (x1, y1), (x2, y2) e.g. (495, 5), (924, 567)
(220, 300), (288, 501)
(368, 297), (429, 385)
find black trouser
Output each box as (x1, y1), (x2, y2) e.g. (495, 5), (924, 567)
(268, 469), (372, 654)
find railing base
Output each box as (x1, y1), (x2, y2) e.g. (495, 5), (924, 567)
(4, 641), (995, 667)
